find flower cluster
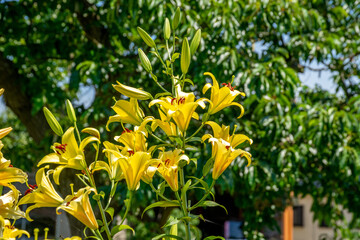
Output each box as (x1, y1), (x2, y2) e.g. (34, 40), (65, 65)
(1, 8), (252, 240)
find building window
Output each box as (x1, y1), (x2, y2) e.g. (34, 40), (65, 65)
(293, 206), (303, 226)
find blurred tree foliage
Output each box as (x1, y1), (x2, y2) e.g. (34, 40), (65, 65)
(0, 0), (359, 238)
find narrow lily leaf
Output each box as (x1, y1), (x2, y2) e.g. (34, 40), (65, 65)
(189, 176), (209, 192)
(142, 201), (179, 218)
(106, 207), (114, 220)
(181, 180), (192, 202)
(171, 53), (180, 62)
(203, 236), (225, 240)
(155, 92), (173, 99)
(152, 234), (183, 240)
(202, 158), (214, 177)
(197, 201), (228, 214)
(161, 216), (180, 228)
(111, 224), (135, 236)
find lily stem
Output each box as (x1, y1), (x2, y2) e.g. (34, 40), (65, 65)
(84, 168), (112, 240)
(185, 122), (205, 142)
(189, 180), (216, 211)
(93, 229), (104, 240)
(179, 168), (191, 240)
(120, 191), (133, 226)
(74, 123), (82, 145)
(150, 183), (172, 202)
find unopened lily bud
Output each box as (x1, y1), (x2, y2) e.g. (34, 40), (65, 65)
(0, 88), (4, 97)
(164, 18), (171, 40)
(81, 127), (100, 139)
(138, 48), (152, 73)
(113, 81), (152, 100)
(137, 27), (156, 48)
(0, 127), (12, 139)
(43, 107), (63, 136)
(190, 29), (201, 55)
(172, 7), (181, 30)
(65, 99), (77, 123)
(181, 37), (191, 74)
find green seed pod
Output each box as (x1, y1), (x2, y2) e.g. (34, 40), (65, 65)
(65, 99), (77, 123)
(43, 107), (63, 136)
(138, 48), (152, 73)
(137, 27), (156, 48)
(164, 18), (171, 40)
(181, 37), (191, 74)
(190, 29), (201, 55)
(172, 7), (181, 30)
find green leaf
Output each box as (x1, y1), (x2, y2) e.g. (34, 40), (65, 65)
(162, 216), (181, 228)
(152, 234), (183, 240)
(203, 236), (225, 240)
(106, 207), (114, 220)
(181, 179), (192, 201)
(142, 201), (180, 218)
(171, 53), (180, 62)
(197, 201), (228, 214)
(96, 219), (103, 226)
(202, 157), (214, 177)
(183, 78), (194, 86)
(189, 176), (209, 192)
(111, 224), (135, 236)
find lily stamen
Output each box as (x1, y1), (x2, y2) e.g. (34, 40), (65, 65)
(66, 197), (78, 206)
(122, 128), (133, 134)
(25, 184), (37, 195)
(128, 150), (135, 156)
(221, 82), (235, 91)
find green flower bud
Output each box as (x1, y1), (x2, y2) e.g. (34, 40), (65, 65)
(181, 37), (191, 74)
(65, 99), (77, 123)
(113, 81), (153, 100)
(138, 48), (152, 73)
(172, 7), (181, 30)
(164, 18), (171, 40)
(137, 27), (156, 48)
(190, 29), (201, 55)
(43, 107), (63, 136)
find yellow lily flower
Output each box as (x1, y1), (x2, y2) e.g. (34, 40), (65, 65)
(57, 187), (98, 230)
(0, 190), (25, 220)
(113, 81), (153, 100)
(18, 167), (64, 221)
(0, 217), (30, 240)
(64, 237), (82, 240)
(118, 152), (153, 191)
(91, 141), (124, 182)
(106, 98), (145, 130)
(203, 72), (245, 118)
(149, 86), (206, 134)
(202, 121), (253, 148)
(0, 127), (12, 140)
(207, 138), (252, 180)
(141, 165), (158, 184)
(0, 142), (27, 193)
(37, 127), (99, 184)
(157, 149), (189, 191)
